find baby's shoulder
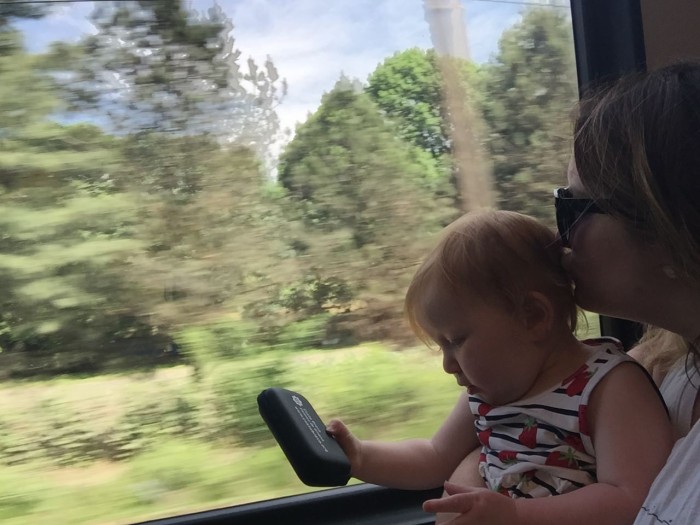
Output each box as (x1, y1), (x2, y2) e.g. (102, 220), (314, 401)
(579, 336), (629, 365)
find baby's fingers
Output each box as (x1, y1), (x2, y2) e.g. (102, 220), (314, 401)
(423, 481), (479, 514)
(325, 419), (362, 471)
(326, 419), (356, 451)
(326, 419), (351, 441)
(423, 487), (477, 515)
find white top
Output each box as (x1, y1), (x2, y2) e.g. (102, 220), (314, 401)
(658, 356), (699, 439)
(633, 358), (700, 525)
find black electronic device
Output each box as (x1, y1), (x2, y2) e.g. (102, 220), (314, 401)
(257, 387), (351, 487)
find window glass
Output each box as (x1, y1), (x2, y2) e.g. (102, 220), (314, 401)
(0, 1), (590, 523)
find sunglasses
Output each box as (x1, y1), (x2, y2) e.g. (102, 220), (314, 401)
(553, 187), (606, 247)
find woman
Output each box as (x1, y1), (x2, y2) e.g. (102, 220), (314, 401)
(425, 61), (700, 524)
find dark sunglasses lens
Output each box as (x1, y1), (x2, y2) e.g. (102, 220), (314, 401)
(555, 192), (602, 247)
(555, 199), (572, 246)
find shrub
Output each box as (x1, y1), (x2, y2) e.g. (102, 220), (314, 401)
(107, 385), (202, 460)
(0, 468), (50, 520)
(128, 440), (210, 494)
(207, 355), (287, 444)
(176, 319), (261, 374)
(268, 314), (331, 351)
(289, 346), (422, 426)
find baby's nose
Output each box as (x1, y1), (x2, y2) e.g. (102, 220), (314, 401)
(442, 352), (460, 375)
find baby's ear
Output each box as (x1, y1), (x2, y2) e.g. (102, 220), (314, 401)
(520, 291), (554, 340)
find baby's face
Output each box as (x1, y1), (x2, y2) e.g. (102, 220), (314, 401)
(418, 285), (545, 406)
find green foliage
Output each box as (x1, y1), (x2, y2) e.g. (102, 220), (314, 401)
(367, 48), (451, 159)
(110, 386), (201, 460)
(278, 275), (353, 314)
(0, 5), (592, 522)
(480, 8), (577, 220)
(0, 468), (48, 520)
(277, 82), (449, 341)
(0, 0), (48, 27)
(0, 29), (147, 357)
(267, 314), (331, 351)
(0, 2), (292, 366)
(128, 440), (211, 493)
(0, 380), (201, 465)
(176, 319), (260, 373)
(280, 84), (442, 245)
(0, 345), (461, 523)
(290, 347), (425, 425)
(365, 48), (488, 211)
(119, 139), (300, 335)
(231, 446), (303, 495)
(68, 1), (285, 164)
(207, 356), (288, 444)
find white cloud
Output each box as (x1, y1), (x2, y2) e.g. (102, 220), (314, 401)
(17, 2), (96, 52)
(210, 0), (525, 133)
(17, 0), (551, 143)
(211, 0), (430, 132)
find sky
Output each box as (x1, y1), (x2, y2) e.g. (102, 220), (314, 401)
(16, 0), (570, 135)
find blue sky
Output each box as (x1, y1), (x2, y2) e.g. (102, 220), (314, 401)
(16, 0), (570, 133)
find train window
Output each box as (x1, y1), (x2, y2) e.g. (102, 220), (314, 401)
(0, 0), (597, 523)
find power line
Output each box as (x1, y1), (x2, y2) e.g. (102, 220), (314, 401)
(472, 0), (570, 8)
(0, 1), (94, 4)
(1, 0), (571, 8)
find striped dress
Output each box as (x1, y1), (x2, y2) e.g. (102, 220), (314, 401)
(470, 337), (632, 498)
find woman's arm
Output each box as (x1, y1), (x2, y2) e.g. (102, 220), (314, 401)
(424, 362), (674, 524)
(327, 391), (478, 490)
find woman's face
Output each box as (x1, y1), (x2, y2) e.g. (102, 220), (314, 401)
(561, 162), (668, 322)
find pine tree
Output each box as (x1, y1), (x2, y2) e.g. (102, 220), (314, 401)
(278, 81), (446, 341)
(65, 1), (285, 171)
(0, 28), (143, 360)
(480, 8), (578, 220)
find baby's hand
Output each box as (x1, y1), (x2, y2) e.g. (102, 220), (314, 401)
(326, 419), (363, 474)
(423, 482), (516, 525)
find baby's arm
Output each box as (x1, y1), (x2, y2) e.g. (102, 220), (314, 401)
(327, 391), (478, 490)
(434, 445), (485, 525)
(424, 362), (674, 525)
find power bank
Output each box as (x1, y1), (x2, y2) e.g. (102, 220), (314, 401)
(257, 387), (351, 487)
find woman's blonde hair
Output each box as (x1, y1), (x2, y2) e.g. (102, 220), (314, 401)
(635, 326), (693, 378)
(405, 209), (577, 344)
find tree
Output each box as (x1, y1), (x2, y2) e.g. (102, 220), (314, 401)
(40, 1), (296, 335)
(480, 8), (578, 220)
(278, 81), (447, 342)
(0, 0), (47, 26)
(60, 1), (286, 172)
(0, 28), (145, 364)
(367, 49), (451, 159)
(280, 81), (443, 248)
(0, 1), (305, 372)
(366, 48), (493, 212)
(119, 136), (299, 332)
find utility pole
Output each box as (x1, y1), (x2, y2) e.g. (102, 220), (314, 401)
(423, 0), (494, 210)
(423, 0), (470, 60)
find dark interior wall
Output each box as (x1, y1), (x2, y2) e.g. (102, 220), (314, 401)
(641, 0), (700, 70)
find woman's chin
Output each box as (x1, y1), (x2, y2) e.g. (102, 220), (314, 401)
(573, 284), (598, 312)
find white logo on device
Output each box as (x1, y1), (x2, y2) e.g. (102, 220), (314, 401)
(292, 395), (303, 406)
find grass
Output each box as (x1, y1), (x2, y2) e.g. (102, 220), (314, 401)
(0, 344), (458, 524)
(0, 317), (605, 524)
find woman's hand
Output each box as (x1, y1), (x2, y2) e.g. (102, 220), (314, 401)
(326, 419), (363, 474)
(423, 481), (517, 525)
